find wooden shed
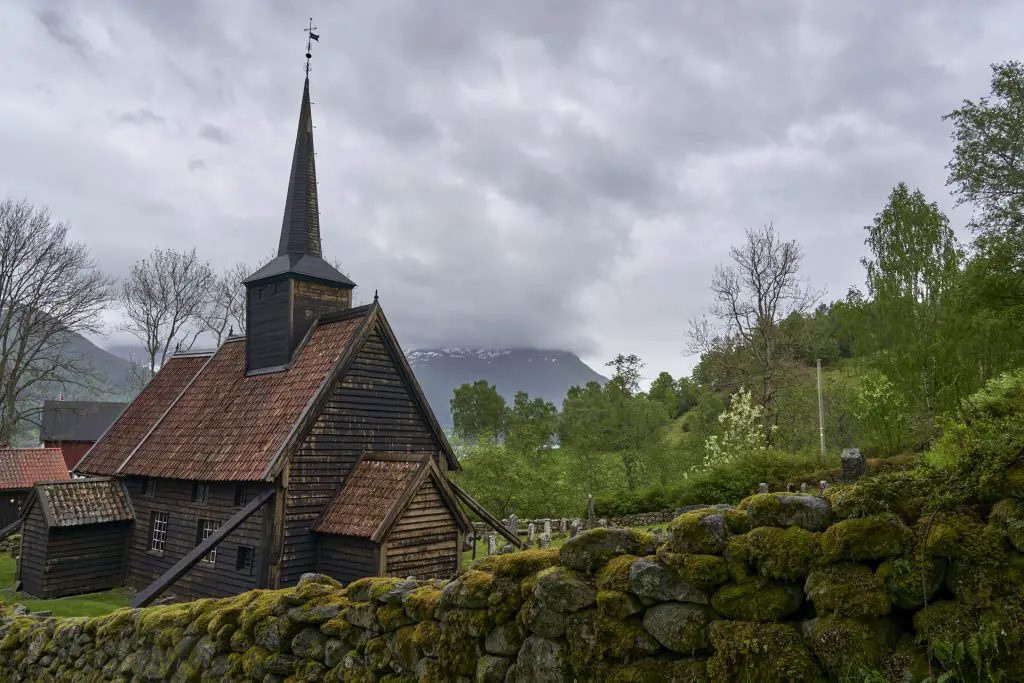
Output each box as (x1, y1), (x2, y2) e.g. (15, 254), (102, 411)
(313, 452), (471, 581)
(18, 478), (134, 599)
(0, 448), (69, 528)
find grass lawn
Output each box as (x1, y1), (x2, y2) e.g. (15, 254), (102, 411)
(0, 555), (131, 618)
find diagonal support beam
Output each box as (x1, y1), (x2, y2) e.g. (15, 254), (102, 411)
(131, 489), (274, 608)
(448, 480), (526, 550)
(0, 519), (20, 542)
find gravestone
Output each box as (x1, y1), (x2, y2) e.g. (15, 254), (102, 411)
(800, 482), (809, 493)
(840, 448), (867, 483)
(508, 514), (519, 537)
(487, 534), (497, 556)
(539, 532), (551, 549)
(759, 482), (769, 494)
(543, 520), (552, 536)
(527, 523), (535, 543)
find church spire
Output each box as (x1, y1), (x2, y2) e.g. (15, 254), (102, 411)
(277, 76), (321, 258)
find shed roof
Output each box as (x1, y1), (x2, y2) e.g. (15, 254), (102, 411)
(0, 448), (69, 491)
(40, 401), (128, 443)
(313, 453), (470, 541)
(33, 477), (134, 527)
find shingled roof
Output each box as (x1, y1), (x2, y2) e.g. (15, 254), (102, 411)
(32, 478), (134, 527)
(74, 302), (458, 482)
(313, 453), (469, 541)
(40, 401), (128, 443)
(74, 353), (211, 474)
(0, 448), (69, 491)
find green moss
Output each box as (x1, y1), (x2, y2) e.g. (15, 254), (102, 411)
(376, 605), (412, 632)
(707, 620), (825, 682)
(910, 600), (1024, 671)
(724, 508), (752, 534)
(559, 528), (657, 574)
(820, 514), (913, 562)
(710, 579), (803, 621)
(667, 509), (729, 555)
(990, 498), (1024, 551)
(411, 620), (440, 649)
(876, 554), (947, 609)
(805, 563), (891, 618)
(237, 590), (290, 635)
(486, 575), (523, 623)
(726, 526), (820, 581)
(402, 586), (441, 622)
(445, 607), (492, 638)
(596, 590), (643, 620)
(655, 547), (731, 589)
(566, 610), (660, 678)
(440, 570), (494, 609)
(595, 555), (639, 593)
(923, 512), (1006, 564)
(806, 617), (887, 678)
(471, 548), (560, 577)
(605, 658), (708, 683)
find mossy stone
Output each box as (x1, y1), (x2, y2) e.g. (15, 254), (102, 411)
(724, 508), (752, 534)
(606, 657), (708, 683)
(805, 563), (891, 618)
(743, 493), (833, 531)
(596, 554), (640, 593)
(533, 566), (597, 613)
(471, 548), (560, 577)
(476, 654), (513, 683)
(876, 554), (947, 609)
(804, 617), (888, 678)
(513, 635), (571, 683)
(518, 597), (566, 638)
(565, 610), (660, 678)
(401, 586), (441, 622)
(655, 548), (731, 589)
(922, 512), (1006, 563)
(559, 528), (657, 574)
(667, 509), (730, 555)
(711, 578), (803, 621)
(440, 570), (494, 609)
(820, 514), (913, 562)
(628, 558), (708, 604)
(726, 526), (821, 581)
(641, 602), (712, 654)
(596, 590), (644, 621)
(990, 498), (1024, 552)
(707, 620), (825, 682)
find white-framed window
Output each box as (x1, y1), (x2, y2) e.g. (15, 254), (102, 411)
(150, 511), (168, 552)
(197, 519), (220, 564)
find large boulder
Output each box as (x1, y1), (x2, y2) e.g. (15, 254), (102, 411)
(512, 636), (571, 683)
(628, 558), (709, 604)
(743, 494), (833, 532)
(559, 529), (657, 574)
(641, 602), (713, 654)
(725, 526), (821, 581)
(805, 563), (891, 618)
(707, 621), (824, 682)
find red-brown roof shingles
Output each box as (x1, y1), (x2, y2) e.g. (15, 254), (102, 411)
(0, 448), (69, 491)
(75, 354), (210, 476)
(118, 315), (366, 481)
(37, 478), (134, 527)
(312, 456), (423, 538)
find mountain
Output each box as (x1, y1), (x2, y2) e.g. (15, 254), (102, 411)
(405, 348), (608, 431)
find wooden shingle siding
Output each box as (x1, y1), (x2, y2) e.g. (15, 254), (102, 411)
(280, 326), (445, 585)
(292, 281), (352, 358)
(18, 503), (129, 599)
(384, 479), (459, 579)
(246, 281), (292, 371)
(124, 477), (270, 601)
(317, 536), (379, 584)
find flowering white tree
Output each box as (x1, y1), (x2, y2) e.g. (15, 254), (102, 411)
(704, 387), (770, 468)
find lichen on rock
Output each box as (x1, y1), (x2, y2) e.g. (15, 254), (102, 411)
(742, 493), (833, 531)
(667, 508), (730, 555)
(559, 528), (657, 574)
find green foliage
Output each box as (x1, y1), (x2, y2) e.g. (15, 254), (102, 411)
(853, 372), (909, 457)
(648, 372), (698, 419)
(703, 387), (769, 468)
(450, 380), (506, 441)
(503, 391), (558, 459)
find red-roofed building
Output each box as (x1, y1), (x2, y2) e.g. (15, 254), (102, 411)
(0, 448), (69, 528)
(46, 64), (477, 604)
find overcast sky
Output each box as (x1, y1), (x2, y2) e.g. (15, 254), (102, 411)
(1, 1), (1020, 383)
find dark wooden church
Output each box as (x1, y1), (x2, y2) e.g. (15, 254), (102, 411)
(15, 65), (497, 604)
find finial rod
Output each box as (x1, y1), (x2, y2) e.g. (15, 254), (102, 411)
(304, 18), (320, 76)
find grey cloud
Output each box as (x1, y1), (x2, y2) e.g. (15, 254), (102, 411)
(2, 0), (1021, 378)
(198, 124), (230, 144)
(187, 159), (206, 171)
(115, 108), (165, 125)
(34, 8), (90, 60)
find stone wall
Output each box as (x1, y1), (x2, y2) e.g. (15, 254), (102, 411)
(1, 487), (1023, 682)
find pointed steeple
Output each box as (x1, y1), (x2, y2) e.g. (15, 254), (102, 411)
(278, 76), (321, 258)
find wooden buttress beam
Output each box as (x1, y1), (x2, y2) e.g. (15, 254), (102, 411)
(448, 480), (526, 550)
(130, 489), (275, 608)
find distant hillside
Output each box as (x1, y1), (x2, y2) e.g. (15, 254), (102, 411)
(405, 348), (608, 431)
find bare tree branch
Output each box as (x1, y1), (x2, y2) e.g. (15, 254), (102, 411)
(0, 198), (115, 444)
(119, 248), (215, 373)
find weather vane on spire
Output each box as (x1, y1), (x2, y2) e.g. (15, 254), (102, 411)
(304, 18), (320, 76)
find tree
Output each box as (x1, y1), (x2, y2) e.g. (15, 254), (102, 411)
(503, 391), (558, 461)
(648, 372), (699, 418)
(689, 224), (819, 441)
(119, 247), (215, 375)
(861, 182), (962, 412)
(449, 380), (506, 441)
(200, 262), (252, 346)
(0, 198), (115, 443)
(605, 353), (643, 395)
(703, 387), (768, 468)
(945, 61), (1024, 239)
(452, 437), (527, 519)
